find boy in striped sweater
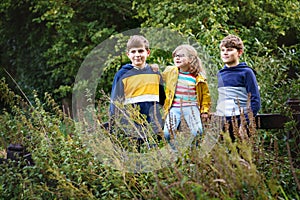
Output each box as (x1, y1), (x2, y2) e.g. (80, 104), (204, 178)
(215, 34), (261, 141)
(109, 35), (165, 147)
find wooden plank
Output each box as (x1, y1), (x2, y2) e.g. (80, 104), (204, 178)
(256, 113), (300, 129)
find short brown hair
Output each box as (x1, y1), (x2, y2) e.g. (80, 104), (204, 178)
(126, 35), (149, 51)
(220, 34), (244, 50)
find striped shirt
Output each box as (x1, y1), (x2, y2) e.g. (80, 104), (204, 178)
(216, 62), (261, 117)
(172, 71), (197, 107)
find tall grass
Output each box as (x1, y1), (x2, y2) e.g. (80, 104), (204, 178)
(0, 78), (299, 199)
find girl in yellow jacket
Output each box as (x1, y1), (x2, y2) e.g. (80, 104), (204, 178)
(162, 44), (211, 149)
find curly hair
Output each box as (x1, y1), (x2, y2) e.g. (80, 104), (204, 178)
(220, 34), (244, 50)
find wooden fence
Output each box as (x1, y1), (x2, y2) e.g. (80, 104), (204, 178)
(256, 98), (300, 129)
(1, 99), (299, 165)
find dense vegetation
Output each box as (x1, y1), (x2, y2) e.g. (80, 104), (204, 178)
(0, 0), (299, 199)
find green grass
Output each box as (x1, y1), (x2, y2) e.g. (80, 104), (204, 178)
(0, 78), (299, 199)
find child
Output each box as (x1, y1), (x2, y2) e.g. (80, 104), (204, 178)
(109, 35), (165, 149)
(162, 44), (211, 149)
(215, 34), (261, 140)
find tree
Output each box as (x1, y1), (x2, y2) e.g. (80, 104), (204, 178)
(0, 0), (141, 106)
(132, 0), (300, 113)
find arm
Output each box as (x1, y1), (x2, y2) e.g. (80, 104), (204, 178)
(245, 70), (261, 116)
(158, 72), (166, 106)
(109, 72), (125, 116)
(199, 81), (211, 122)
(200, 82), (211, 114)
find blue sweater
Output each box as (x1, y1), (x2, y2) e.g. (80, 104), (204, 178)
(109, 64), (165, 134)
(216, 62), (261, 117)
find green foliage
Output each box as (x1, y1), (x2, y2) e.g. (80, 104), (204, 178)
(250, 45), (300, 113)
(133, 0), (300, 47)
(0, 80), (132, 199)
(1, 0), (299, 111)
(0, 0), (299, 199)
(130, 6), (300, 181)
(132, 0), (300, 114)
(0, 0), (140, 102)
(1, 79), (299, 199)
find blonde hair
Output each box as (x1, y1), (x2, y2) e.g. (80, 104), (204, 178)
(126, 35), (149, 51)
(172, 44), (205, 76)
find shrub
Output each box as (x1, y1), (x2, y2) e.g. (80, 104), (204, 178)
(0, 78), (299, 199)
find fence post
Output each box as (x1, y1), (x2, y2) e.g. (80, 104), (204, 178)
(286, 98), (300, 158)
(286, 98), (300, 113)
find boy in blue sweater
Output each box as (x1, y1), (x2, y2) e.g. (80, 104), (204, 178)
(109, 35), (165, 150)
(215, 34), (261, 141)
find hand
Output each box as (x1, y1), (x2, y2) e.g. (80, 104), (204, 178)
(150, 64), (159, 72)
(201, 113), (210, 123)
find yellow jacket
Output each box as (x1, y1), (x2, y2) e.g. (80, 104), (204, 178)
(162, 66), (211, 118)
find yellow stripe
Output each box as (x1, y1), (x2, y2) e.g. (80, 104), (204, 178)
(122, 74), (160, 99)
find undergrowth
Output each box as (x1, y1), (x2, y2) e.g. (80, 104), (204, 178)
(0, 78), (299, 199)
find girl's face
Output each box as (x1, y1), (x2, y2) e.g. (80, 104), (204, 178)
(173, 50), (190, 71)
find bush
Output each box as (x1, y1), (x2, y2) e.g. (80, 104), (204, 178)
(0, 79), (299, 199)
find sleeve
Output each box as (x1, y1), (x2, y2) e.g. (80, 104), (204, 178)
(158, 73), (166, 106)
(161, 66), (173, 82)
(161, 68), (167, 82)
(109, 72), (125, 116)
(245, 70), (261, 116)
(200, 81), (211, 114)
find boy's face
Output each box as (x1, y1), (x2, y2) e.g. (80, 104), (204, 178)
(127, 46), (150, 68)
(220, 46), (243, 67)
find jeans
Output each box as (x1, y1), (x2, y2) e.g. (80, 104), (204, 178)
(163, 106), (203, 149)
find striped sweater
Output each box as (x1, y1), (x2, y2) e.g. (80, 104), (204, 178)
(172, 71), (197, 107)
(109, 63), (165, 125)
(216, 62), (261, 117)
